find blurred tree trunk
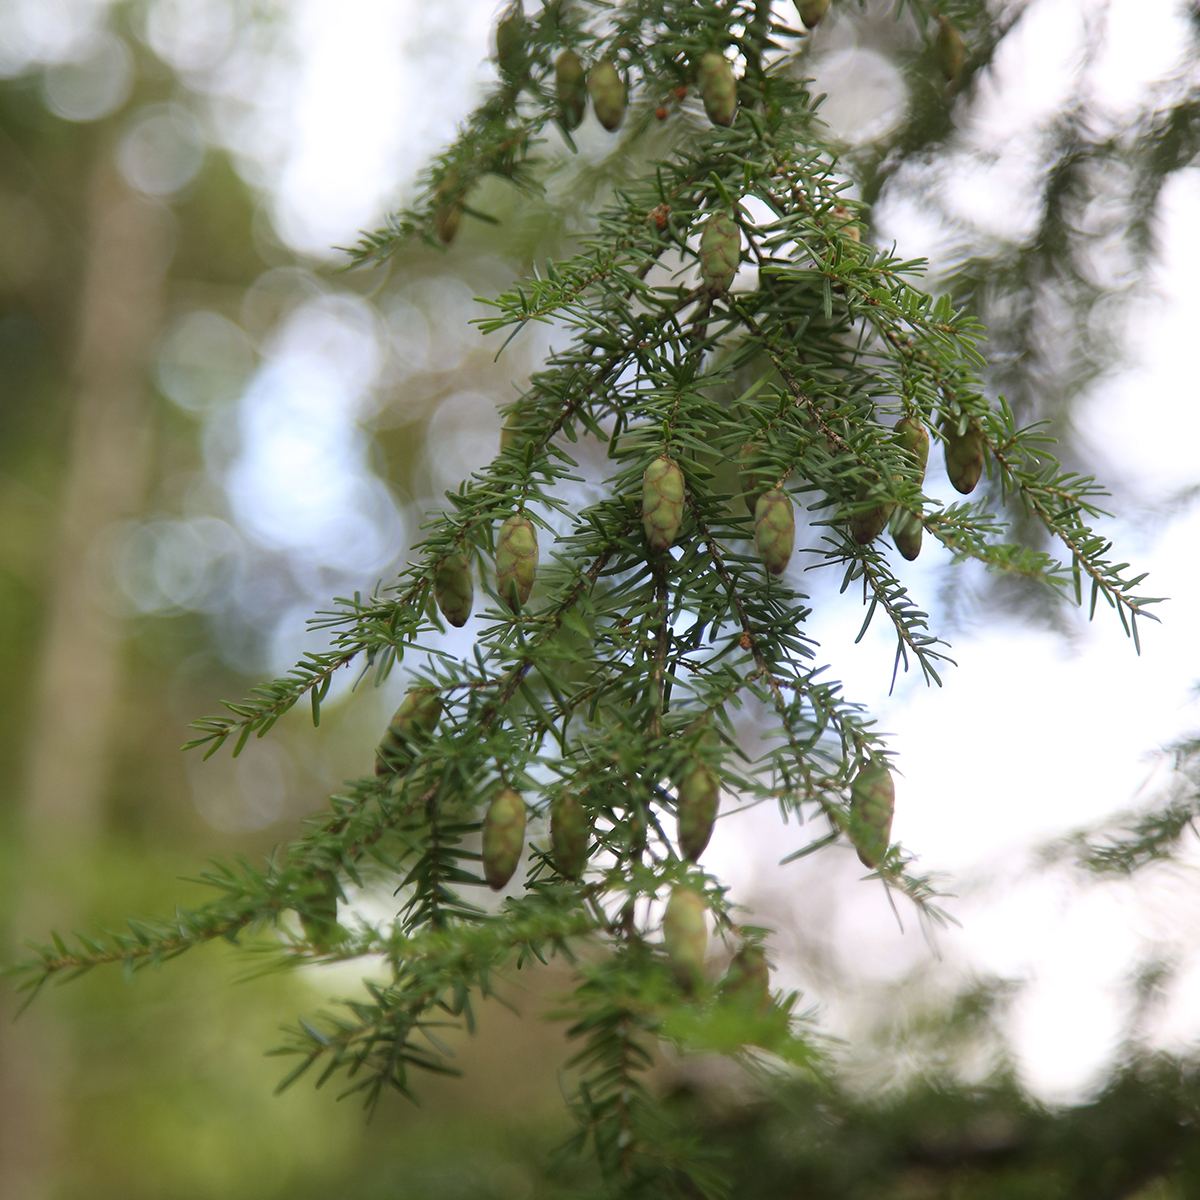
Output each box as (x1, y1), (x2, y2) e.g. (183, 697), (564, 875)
(0, 151), (170, 1200)
(23, 157), (170, 844)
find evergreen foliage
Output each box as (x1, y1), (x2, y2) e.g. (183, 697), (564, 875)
(13, 2), (1161, 1195)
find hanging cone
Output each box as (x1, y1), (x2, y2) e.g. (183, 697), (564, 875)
(495, 4), (526, 80)
(587, 60), (627, 131)
(376, 687), (443, 775)
(663, 885), (707, 980)
(434, 203), (461, 245)
(890, 507), (923, 562)
(696, 51), (737, 127)
(796, 0), (831, 29)
(849, 759), (894, 869)
(943, 416), (984, 495)
(482, 786), (527, 890)
(550, 793), (590, 880)
(754, 489), (795, 575)
(433, 172), (462, 245)
(699, 211), (741, 293)
(434, 552), (473, 628)
(831, 205), (861, 243)
(642, 456), (686, 551)
(720, 944), (770, 1012)
(500, 408), (534, 454)
(894, 416), (929, 482)
(675, 759), (720, 862)
(936, 17), (965, 85)
(848, 476), (894, 545)
(555, 50), (587, 131)
(496, 513), (538, 611)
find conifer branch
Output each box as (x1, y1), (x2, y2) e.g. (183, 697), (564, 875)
(16, 5), (1148, 1195)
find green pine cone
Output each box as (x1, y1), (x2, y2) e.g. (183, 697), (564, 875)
(663, 885), (707, 980)
(642, 456), (685, 551)
(720, 944), (770, 1012)
(831, 205), (861, 243)
(699, 211), (741, 294)
(738, 444), (764, 516)
(434, 202), (461, 245)
(556, 50), (587, 131)
(796, 0), (831, 28)
(496, 513), (538, 611)
(890, 507), (923, 562)
(894, 416), (930, 482)
(943, 417), (984, 495)
(433, 171), (462, 245)
(849, 477), (894, 545)
(936, 17), (965, 84)
(376, 687), (443, 775)
(495, 5), (525, 79)
(696, 51), (737, 127)
(298, 869), (343, 949)
(500, 408), (533, 454)
(676, 760), (719, 862)
(849, 759), (895, 869)
(753, 488), (795, 575)
(434, 552), (473, 628)
(550, 793), (590, 880)
(587, 60), (627, 131)
(482, 786), (527, 890)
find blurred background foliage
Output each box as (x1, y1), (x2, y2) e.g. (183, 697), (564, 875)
(3, 0), (1200, 1196)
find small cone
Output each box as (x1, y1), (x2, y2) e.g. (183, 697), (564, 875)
(663, 886), (707, 980)
(434, 552), (473, 628)
(500, 408), (531, 454)
(753, 489), (795, 575)
(550, 793), (590, 880)
(376, 687), (442, 775)
(831, 204), (861, 243)
(699, 211), (741, 294)
(642, 456), (685, 551)
(936, 17), (965, 85)
(298, 869), (343, 949)
(796, 0), (831, 28)
(894, 417), (929, 482)
(556, 50), (587, 131)
(496, 513), (538, 611)
(495, 4), (525, 79)
(696, 51), (737, 127)
(738, 443), (764, 516)
(891, 507), (923, 562)
(676, 760), (719, 862)
(849, 759), (894, 869)
(720, 944), (770, 1012)
(482, 787), (527, 890)
(433, 172), (462, 245)
(587, 60), (627, 132)
(849, 477), (894, 545)
(943, 417), (984, 495)
(434, 203), (461, 245)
